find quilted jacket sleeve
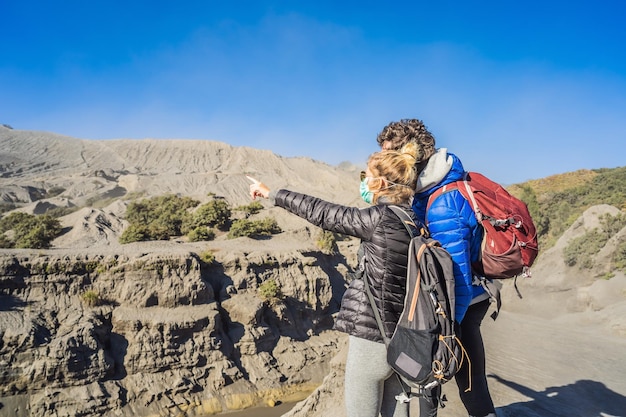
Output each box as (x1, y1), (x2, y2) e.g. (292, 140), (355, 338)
(274, 189), (378, 240)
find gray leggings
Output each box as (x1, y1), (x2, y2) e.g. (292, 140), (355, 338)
(344, 336), (409, 417)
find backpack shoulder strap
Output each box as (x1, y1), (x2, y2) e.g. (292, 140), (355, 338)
(425, 172), (479, 218)
(388, 205), (427, 238)
(363, 275), (390, 346)
(457, 173), (482, 221)
(426, 182), (458, 213)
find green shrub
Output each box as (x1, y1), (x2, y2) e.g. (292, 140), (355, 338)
(227, 217), (282, 239)
(563, 229), (606, 269)
(533, 167), (626, 249)
(0, 212), (32, 233)
(119, 224), (151, 244)
(600, 212), (626, 236)
(518, 185), (548, 236)
(198, 250), (216, 264)
(316, 230), (338, 255)
(236, 201), (264, 217)
(562, 212), (626, 269)
(613, 239), (626, 273)
(185, 199), (232, 232)
(0, 212), (62, 249)
(121, 194), (199, 243)
(188, 226), (216, 242)
(81, 290), (100, 307)
(0, 234), (13, 248)
(259, 279), (283, 302)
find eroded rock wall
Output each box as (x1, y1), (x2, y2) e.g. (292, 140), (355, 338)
(0, 248), (348, 416)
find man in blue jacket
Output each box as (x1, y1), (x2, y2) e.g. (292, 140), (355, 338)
(378, 119), (496, 417)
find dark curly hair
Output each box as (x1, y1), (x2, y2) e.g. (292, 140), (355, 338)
(376, 119), (436, 165)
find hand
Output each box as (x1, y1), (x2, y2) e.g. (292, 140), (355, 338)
(247, 175), (270, 199)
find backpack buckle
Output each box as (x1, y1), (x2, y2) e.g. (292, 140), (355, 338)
(395, 392), (411, 403)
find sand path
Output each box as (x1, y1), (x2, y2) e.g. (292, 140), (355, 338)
(434, 310), (626, 417)
(228, 309), (626, 417)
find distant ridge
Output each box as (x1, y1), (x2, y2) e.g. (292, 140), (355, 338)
(0, 126), (363, 208)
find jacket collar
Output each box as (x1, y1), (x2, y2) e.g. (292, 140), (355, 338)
(415, 148), (466, 195)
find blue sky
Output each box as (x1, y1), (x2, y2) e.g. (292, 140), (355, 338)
(2, 1), (625, 184)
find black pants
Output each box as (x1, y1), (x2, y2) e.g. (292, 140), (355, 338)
(455, 299), (495, 417)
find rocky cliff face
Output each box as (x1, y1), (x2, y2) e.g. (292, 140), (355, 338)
(0, 237), (355, 416)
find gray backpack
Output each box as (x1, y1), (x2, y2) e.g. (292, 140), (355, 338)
(364, 206), (467, 400)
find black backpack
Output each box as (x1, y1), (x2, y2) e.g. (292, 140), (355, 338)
(364, 206), (468, 400)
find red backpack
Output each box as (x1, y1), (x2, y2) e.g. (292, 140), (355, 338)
(427, 172), (539, 315)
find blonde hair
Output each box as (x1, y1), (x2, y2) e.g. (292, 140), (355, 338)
(367, 141), (418, 204)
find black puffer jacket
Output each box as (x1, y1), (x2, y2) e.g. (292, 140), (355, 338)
(274, 189), (416, 344)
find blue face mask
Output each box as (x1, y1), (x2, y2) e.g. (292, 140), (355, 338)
(360, 179), (374, 204)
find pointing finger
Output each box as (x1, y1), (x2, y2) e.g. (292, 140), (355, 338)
(246, 175), (260, 184)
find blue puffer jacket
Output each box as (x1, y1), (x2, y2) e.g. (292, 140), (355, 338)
(411, 151), (486, 323)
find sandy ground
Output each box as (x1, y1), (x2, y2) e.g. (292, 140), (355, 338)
(228, 309), (626, 417)
(437, 310), (626, 417)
